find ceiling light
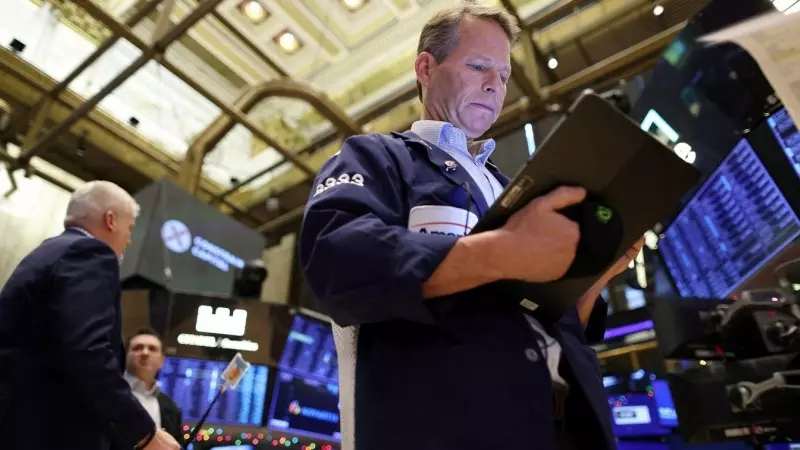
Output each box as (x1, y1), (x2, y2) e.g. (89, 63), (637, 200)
(342, 0), (366, 10)
(276, 30), (301, 54)
(238, 0), (268, 24)
(547, 57), (558, 70)
(653, 4), (664, 16)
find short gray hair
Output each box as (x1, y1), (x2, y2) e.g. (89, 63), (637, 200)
(416, 3), (520, 101)
(64, 180), (139, 229)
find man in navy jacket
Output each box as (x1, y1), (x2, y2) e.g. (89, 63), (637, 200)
(300, 4), (643, 450)
(0, 181), (180, 450)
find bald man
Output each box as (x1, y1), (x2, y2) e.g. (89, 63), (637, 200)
(0, 181), (179, 450)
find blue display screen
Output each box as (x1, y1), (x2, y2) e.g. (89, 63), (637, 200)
(267, 371), (341, 441)
(767, 107), (800, 180)
(278, 315), (338, 383)
(659, 138), (800, 298)
(609, 393), (671, 438)
(158, 357), (269, 427)
(651, 380), (678, 428)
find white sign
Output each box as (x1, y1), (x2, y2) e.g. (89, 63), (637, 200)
(613, 405), (652, 425)
(700, 10), (800, 128)
(176, 333), (259, 352)
(195, 305), (247, 336)
(408, 205), (478, 237)
(160, 219), (245, 272)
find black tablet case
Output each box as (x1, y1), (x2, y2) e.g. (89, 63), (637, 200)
(473, 93), (702, 321)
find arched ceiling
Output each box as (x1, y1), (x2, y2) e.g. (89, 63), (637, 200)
(0, 0), (708, 242)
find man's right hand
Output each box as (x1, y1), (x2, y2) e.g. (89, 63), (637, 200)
(142, 428), (181, 450)
(493, 186), (586, 283)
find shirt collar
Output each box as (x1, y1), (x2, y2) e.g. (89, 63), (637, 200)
(124, 371), (160, 396)
(410, 120), (496, 166)
(67, 226), (94, 238)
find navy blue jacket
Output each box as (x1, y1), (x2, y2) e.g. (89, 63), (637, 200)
(300, 132), (614, 450)
(0, 230), (155, 450)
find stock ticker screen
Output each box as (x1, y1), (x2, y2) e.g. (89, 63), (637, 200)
(267, 371), (342, 441)
(158, 357), (269, 427)
(766, 107), (800, 180)
(658, 138), (800, 298)
(278, 315), (339, 383)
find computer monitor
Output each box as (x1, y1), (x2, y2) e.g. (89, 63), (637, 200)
(158, 357), (269, 427)
(266, 370), (341, 442)
(278, 314), (338, 383)
(658, 137), (800, 298)
(765, 107), (800, 181)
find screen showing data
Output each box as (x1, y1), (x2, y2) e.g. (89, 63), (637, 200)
(659, 138), (800, 298)
(267, 371), (341, 441)
(278, 315), (338, 383)
(159, 357), (269, 427)
(766, 107), (800, 180)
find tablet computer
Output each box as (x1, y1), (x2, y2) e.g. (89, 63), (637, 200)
(474, 93), (702, 321)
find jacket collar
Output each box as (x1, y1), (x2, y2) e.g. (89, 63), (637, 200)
(394, 131), (510, 216)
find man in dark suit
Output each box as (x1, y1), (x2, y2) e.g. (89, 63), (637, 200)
(0, 180), (180, 450)
(124, 328), (184, 444)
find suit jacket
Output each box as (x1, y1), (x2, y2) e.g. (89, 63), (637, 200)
(158, 392), (183, 444)
(0, 229), (155, 450)
(300, 132), (614, 450)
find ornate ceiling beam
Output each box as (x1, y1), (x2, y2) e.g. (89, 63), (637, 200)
(1, 0), (161, 143)
(209, 10), (288, 78)
(178, 78), (361, 194)
(58, 0), (318, 191)
(16, 0), (225, 170)
(500, 0), (546, 104)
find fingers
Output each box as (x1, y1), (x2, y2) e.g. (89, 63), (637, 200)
(535, 186), (587, 211)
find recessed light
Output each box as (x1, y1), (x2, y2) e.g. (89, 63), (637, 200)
(653, 4), (664, 16)
(547, 57), (558, 70)
(275, 30), (302, 54)
(342, 0), (366, 11)
(238, 0), (268, 24)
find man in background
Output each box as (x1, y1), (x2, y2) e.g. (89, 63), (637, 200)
(0, 181), (180, 450)
(125, 328), (184, 444)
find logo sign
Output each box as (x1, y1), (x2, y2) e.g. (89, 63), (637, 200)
(195, 305), (247, 336)
(176, 333), (259, 352)
(160, 219), (245, 272)
(596, 206), (613, 224)
(161, 220), (192, 253)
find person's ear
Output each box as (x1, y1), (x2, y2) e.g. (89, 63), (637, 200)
(104, 210), (117, 232)
(415, 52), (437, 93)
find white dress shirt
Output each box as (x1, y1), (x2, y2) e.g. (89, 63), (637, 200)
(410, 120), (569, 389)
(124, 372), (161, 429)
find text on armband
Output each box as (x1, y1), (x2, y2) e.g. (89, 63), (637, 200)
(314, 173), (364, 196)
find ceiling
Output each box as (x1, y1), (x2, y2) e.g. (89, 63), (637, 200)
(0, 0), (708, 244)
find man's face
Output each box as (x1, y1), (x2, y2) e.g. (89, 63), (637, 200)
(417, 16), (511, 139)
(103, 207), (135, 259)
(126, 334), (164, 381)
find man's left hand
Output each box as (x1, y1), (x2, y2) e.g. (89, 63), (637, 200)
(605, 236), (646, 280)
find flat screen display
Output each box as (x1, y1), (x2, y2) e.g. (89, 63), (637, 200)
(658, 138), (800, 298)
(766, 107), (800, 180)
(158, 357), (269, 427)
(609, 393), (671, 438)
(121, 179), (265, 297)
(278, 315), (338, 383)
(267, 371), (341, 441)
